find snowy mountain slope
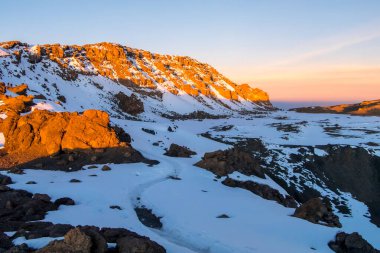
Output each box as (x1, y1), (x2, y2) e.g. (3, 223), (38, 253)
(0, 41), (271, 117)
(0, 40), (379, 252)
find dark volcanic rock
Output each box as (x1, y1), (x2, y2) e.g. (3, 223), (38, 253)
(222, 178), (297, 208)
(195, 147), (265, 178)
(0, 232), (13, 251)
(293, 197), (341, 227)
(164, 143), (196, 158)
(54, 197), (75, 207)
(304, 146), (380, 227)
(328, 232), (380, 253)
(115, 92), (144, 115)
(117, 236), (166, 253)
(134, 207), (162, 229)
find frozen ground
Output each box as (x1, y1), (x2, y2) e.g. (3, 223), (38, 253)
(2, 110), (380, 253)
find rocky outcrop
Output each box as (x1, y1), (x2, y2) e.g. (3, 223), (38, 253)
(292, 99), (380, 116)
(0, 95), (34, 114)
(164, 143), (196, 158)
(328, 232), (380, 253)
(222, 178), (297, 208)
(7, 83), (28, 95)
(2, 109), (124, 155)
(293, 198), (341, 227)
(195, 147), (266, 178)
(115, 92), (144, 115)
(304, 146), (380, 227)
(0, 109), (154, 170)
(35, 227), (104, 253)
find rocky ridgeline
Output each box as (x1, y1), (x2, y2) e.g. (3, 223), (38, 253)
(292, 99), (380, 116)
(0, 41), (271, 107)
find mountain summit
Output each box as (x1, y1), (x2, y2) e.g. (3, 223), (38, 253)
(0, 41), (271, 117)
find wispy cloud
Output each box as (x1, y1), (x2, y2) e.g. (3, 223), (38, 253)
(273, 20), (380, 66)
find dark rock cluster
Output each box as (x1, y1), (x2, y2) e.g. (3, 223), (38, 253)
(164, 144), (196, 158)
(195, 147), (265, 178)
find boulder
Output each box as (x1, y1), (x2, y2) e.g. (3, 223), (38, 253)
(117, 236), (166, 253)
(1, 109), (125, 155)
(164, 144), (196, 158)
(36, 228), (93, 253)
(195, 147), (265, 178)
(328, 232), (379, 253)
(293, 197), (341, 227)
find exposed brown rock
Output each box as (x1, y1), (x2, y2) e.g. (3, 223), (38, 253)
(0, 95), (34, 114)
(328, 232), (380, 253)
(0, 109), (155, 170)
(195, 147), (266, 178)
(115, 92), (144, 115)
(222, 178), (297, 208)
(164, 143), (196, 158)
(117, 235), (166, 253)
(293, 197), (341, 227)
(7, 84), (28, 95)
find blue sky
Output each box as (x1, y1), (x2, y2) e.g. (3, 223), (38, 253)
(2, 0), (380, 102)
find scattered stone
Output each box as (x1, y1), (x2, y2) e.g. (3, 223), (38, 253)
(89, 174), (98, 177)
(110, 205), (122, 210)
(26, 181), (37, 184)
(57, 95), (66, 103)
(167, 126), (174, 132)
(195, 147), (265, 178)
(164, 143), (196, 158)
(216, 214), (230, 218)
(168, 175), (182, 180)
(69, 179), (81, 183)
(101, 165), (111, 171)
(88, 165), (98, 169)
(328, 232), (379, 253)
(141, 128), (156, 135)
(54, 197), (75, 207)
(293, 198), (342, 227)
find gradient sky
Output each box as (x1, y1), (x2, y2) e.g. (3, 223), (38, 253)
(1, 0), (379, 103)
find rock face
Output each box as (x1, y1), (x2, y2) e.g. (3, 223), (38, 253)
(115, 92), (144, 115)
(164, 143), (196, 158)
(1, 109), (124, 155)
(222, 178), (297, 208)
(304, 146), (380, 227)
(293, 198), (341, 227)
(328, 232), (380, 253)
(292, 99), (380, 116)
(0, 109), (154, 170)
(195, 147), (266, 178)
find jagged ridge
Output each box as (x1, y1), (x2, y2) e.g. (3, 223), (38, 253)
(0, 41), (271, 111)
